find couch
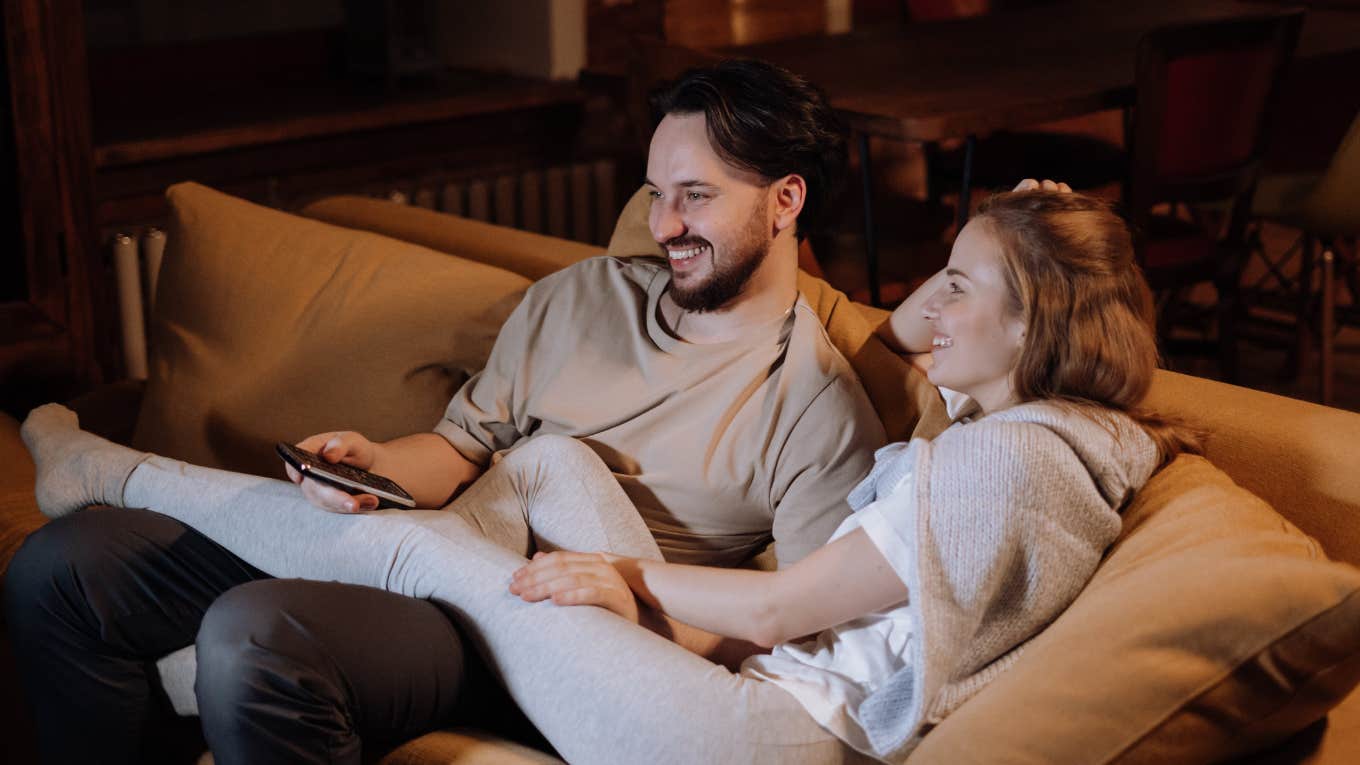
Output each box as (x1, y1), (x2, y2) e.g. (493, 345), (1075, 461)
(2, 182), (1359, 764)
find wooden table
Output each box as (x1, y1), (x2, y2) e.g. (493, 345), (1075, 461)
(717, 0), (1360, 304)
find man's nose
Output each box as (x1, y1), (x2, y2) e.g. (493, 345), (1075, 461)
(650, 200), (685, 243)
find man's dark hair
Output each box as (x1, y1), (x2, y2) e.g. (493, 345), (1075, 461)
(650, 59), (848, 241)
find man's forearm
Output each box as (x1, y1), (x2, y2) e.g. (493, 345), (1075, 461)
(370, 433), (483, 508)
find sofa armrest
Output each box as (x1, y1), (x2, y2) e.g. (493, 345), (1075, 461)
(1144, 370), (1360, 568)
(300, 196), (605, 282)
(0, 413), (44, 581)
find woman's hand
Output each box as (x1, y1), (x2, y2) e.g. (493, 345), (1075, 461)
(284, 431), (382, 513)
(1014, 178), (1073, 193)
(510, 551), (641, 624)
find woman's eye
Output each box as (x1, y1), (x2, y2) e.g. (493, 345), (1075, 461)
(647, 190), (663, 200)
(948, 281), (963, 294)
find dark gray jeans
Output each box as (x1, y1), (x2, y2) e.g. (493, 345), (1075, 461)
(4, 507), (471, 765)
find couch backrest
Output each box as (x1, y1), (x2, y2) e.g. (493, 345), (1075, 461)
(303, 188), (1360, 567)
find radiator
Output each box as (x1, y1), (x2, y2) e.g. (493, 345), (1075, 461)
(382, 159), (619, 247)
(110, 159), (621, 380)
(111, 227), (164, 381)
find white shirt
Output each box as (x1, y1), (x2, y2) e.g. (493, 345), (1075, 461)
(738, 387), (972, 754)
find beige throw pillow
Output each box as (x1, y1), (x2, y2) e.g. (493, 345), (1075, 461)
(132, 183), (532, 478)
(910, 454), (1360, 764)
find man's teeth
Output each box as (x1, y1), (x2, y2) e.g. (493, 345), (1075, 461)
(932, 336), (953, 349)
(668, 244), (710, 261)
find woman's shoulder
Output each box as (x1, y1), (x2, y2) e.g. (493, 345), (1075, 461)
(935, 401), (1159, 507)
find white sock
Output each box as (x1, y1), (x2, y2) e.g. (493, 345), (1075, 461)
(20, 403), (150, 518)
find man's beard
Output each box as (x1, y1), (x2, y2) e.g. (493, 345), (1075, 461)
(668, 198), (770, 313)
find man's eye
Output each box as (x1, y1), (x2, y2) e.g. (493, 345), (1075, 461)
(687, 191), (706, 201)
(948, 281), (963, 294)
(647, 190), (662, 200)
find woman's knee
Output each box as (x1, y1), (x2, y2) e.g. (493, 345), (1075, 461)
(502, 434), (607, 479)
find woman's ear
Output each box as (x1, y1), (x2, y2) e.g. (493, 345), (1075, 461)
(771, 174), (806, 235)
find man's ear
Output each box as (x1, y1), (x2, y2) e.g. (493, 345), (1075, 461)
(771, 174), (806, 235)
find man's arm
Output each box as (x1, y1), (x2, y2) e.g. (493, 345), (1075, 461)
(286, 430), (483, 512)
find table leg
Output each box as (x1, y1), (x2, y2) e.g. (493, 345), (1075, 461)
(955, 133), (977, 232)
(1321, 247), (1335, 406)
(858, 132), (882, 307)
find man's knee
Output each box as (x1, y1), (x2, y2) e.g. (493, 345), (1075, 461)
(197, 580), (338, 701)
(4, 509), (156, 628)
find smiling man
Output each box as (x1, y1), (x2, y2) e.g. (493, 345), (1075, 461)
(7, 60), (887, 764)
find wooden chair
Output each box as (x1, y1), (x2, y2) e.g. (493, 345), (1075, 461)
(1250, 110), (1360, 404)
(1125, 10), (1304, 383)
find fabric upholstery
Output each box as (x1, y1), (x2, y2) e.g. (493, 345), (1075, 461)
(1142, 370), (1360, 568)
(0, 413), (42, 580)
(132, 183), (533, 478)
(910, 454), (1360, 764)
(1158, 46), (1278, 178)
(300, 196), (604, 282)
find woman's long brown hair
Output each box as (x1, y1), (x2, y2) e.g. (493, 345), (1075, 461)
(974, 191), (1199, 465)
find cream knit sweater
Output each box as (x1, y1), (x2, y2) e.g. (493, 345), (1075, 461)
(846, 401), (1158, 761)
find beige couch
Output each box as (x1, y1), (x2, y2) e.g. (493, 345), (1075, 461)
(2, 183), (1359, 764)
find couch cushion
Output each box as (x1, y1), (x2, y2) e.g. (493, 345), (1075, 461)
(910, 454), (1360, 764)
(133, 183), (533, 477)
(300, 196), (604, 282)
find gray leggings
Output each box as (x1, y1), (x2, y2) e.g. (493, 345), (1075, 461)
(123, 435), (867, 765)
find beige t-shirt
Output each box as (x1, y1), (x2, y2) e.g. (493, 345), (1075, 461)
(435, 256), (886, 567)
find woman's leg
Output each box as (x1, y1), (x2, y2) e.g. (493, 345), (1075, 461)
(119, 451), (860, 763)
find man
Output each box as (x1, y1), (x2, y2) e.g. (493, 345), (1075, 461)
(7, 60), (885, 764)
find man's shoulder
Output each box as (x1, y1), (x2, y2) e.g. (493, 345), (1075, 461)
(784, 299), (867, 391)
(536, 254), (668, 290)
(521, 254), (669, 312)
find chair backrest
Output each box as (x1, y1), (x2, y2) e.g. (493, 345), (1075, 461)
(1127, 10), (1304, 234)
(1300, 109), (1360, 236)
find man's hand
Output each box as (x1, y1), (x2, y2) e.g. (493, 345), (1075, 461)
(1014, 178), (1073, 193)
(510, 551), (641, 624)
(284, 431), (382, 513)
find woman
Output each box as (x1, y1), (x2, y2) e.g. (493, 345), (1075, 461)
(16, 189), (1190, 763)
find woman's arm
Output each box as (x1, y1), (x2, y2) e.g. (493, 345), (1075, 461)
(512, 528), (908, 648)
(878, 269), (946, 354)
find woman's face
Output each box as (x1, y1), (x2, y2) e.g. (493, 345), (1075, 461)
(923, 219), (1027, 414)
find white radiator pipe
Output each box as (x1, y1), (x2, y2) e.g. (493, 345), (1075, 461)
(142, 227), (166, 318)
(113, 233), (148, 381)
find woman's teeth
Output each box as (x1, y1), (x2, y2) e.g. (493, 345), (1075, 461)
(932, 336), (953, 349)
(668, 244), (710, 261)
